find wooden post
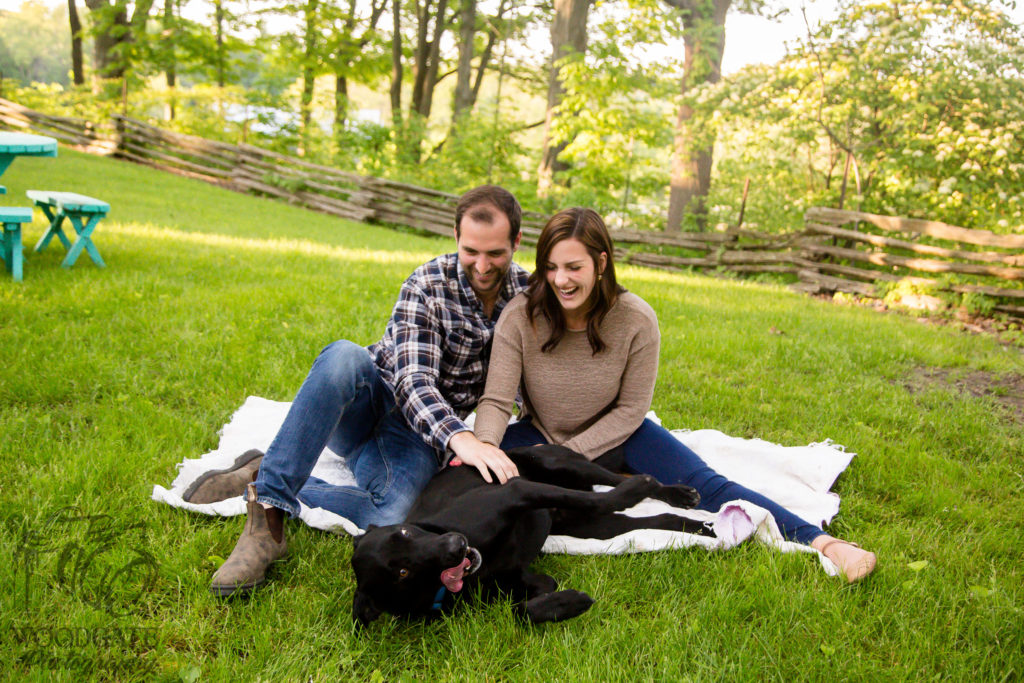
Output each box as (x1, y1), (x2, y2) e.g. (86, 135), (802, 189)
(838, 151), (852, 210)
(121, 78), (128, 116)
(737, 177), (751, 227)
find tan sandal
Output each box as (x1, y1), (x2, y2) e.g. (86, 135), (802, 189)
(818, 539), (877, 583)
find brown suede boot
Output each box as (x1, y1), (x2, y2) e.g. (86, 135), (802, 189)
(210, 483), (287, 598)
(184, 449), (264, 504)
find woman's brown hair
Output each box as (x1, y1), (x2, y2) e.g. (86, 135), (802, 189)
(526, 207), (624, 354)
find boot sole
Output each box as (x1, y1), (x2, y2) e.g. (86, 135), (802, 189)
(183, 449), (264, 503)
(209, 578), (263, 598)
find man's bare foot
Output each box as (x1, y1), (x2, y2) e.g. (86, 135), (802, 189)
(811, 535), (877, 583)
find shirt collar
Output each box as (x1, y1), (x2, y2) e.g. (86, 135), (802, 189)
(453, 256), (523, 319)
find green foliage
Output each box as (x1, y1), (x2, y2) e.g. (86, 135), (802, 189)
(548, 0), (684, 224)
(694, 0), (1024, 233)
(0, 1), (73, 86)
(391, 106), (538, 205)
(4, 0), (1024, 240)
(960, 291), (997, 317)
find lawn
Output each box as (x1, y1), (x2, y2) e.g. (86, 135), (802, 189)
(1, 149), (1021, 682)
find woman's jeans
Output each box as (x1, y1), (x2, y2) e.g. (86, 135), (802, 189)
(500, 417), (824, 545)
(254, 340), (439, 529)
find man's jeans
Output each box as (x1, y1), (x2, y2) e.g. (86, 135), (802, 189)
(254, 340), (439, 529)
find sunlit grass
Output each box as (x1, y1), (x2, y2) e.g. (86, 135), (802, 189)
(0, 149), (1021, 681)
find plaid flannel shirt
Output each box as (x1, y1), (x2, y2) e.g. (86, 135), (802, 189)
(368, 253), (529, 465)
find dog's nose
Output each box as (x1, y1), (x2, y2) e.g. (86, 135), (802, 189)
(441, 532), (468, 555)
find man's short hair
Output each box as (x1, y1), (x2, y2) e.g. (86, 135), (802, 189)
(455, 185), (522, 244)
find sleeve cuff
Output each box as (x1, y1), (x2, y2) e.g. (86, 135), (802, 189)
(436, 418), (470, 464)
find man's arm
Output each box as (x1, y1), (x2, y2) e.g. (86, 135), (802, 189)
(388, 283), (518, 483)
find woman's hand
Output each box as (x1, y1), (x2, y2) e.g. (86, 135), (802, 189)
(448, 432), (520, 484)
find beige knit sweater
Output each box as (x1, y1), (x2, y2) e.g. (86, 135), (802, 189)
(474, 291), (660, 460)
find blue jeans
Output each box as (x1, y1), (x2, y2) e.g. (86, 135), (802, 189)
(254, 340), (439, 529)
(500, 418), (824, 545)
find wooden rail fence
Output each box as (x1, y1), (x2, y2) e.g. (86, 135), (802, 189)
(2, 97), (1021, 317)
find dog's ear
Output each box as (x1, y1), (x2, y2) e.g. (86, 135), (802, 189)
(351, 525), (377, 549)
(352, 590), (382, 627)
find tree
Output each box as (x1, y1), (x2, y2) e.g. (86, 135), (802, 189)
(410, 0), (451, 120)
(69, 0), (85, 85)
(82, 0), (155, 80)
(690, 0), (1024, 232)
(300, 0), (319, 141)
(662, 0), (729, 231)
(537, 0), (591, 197)
(546, 0), (683, 220)
(323, 0), (387, 139)
(389, 0), (460, 161)
(0, 1), (73, 86)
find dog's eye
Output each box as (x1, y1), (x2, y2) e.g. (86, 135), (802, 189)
(400, 528), (410, 537)
(398, 568), (409, 578)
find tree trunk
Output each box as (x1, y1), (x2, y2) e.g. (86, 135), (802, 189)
(390, 0), (403, 129)
(68, 0), (85, 85)
(84, 0), (128, 79)
(452, 0), (477, 121)
(469, 0), (507, 103)
(537, 0), (591, 198)
(333, 0), (385, 143)
(214, 0), (225, 87)
(83, 0), (153, 81)
(163, 0), (176, 119)
(664, 0), (730, 233)
(411, 0), (449, 119)
(300, 0), (320, 149)
(335, 75), (349, 134)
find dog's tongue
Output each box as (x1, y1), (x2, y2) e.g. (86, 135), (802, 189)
(440, 558), (471, 592)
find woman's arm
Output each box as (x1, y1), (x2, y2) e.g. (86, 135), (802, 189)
(473, 311), (525, 448)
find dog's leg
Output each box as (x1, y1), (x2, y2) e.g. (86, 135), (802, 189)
(421, 475), (662, 532)
(521, 570), (558, 598)
(550, 511), (716, 539)
(521, 590), (595, 624)
(507, 445), (700, 509)
(507, 445), (627, 489)
(502, 475), (662, 515)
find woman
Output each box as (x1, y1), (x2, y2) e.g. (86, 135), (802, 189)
(473, 207), (876, 583)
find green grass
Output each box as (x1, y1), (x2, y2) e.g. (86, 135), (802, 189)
(1, 149), (1022, 682)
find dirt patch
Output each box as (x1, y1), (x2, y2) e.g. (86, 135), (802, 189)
(902, 367), (1024, 424)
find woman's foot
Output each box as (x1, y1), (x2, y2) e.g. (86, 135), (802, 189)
(811, 535), (877, 583)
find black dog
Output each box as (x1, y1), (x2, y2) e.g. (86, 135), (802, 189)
(350, 444), (715, 625)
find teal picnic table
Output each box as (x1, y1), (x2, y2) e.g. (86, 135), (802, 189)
(0, 131), (58, 192)
(0, 131), (58, 280)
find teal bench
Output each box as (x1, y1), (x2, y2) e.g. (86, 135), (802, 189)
(28, 190), (109, 269)
(1, 206), (35, 281)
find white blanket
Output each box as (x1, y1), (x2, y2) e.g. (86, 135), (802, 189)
(152, 396), (856, 576)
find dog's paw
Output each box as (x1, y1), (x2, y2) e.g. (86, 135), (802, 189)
(611, 474), (659, 506)
(658, 484), (701, 509)
(525, 590), (595, 623)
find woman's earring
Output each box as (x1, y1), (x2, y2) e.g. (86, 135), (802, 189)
(597, 274), (602, 281)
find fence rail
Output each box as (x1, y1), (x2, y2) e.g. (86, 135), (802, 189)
(0, 98), (117, 154)
(2, 97), (1021, 317)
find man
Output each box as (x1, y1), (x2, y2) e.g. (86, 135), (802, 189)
(188, 185), (528, 597)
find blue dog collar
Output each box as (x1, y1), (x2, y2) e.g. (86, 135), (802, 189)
(431, 586), (447, 611)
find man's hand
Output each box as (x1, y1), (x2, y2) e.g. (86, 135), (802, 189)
(448, 432), (519, 484)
